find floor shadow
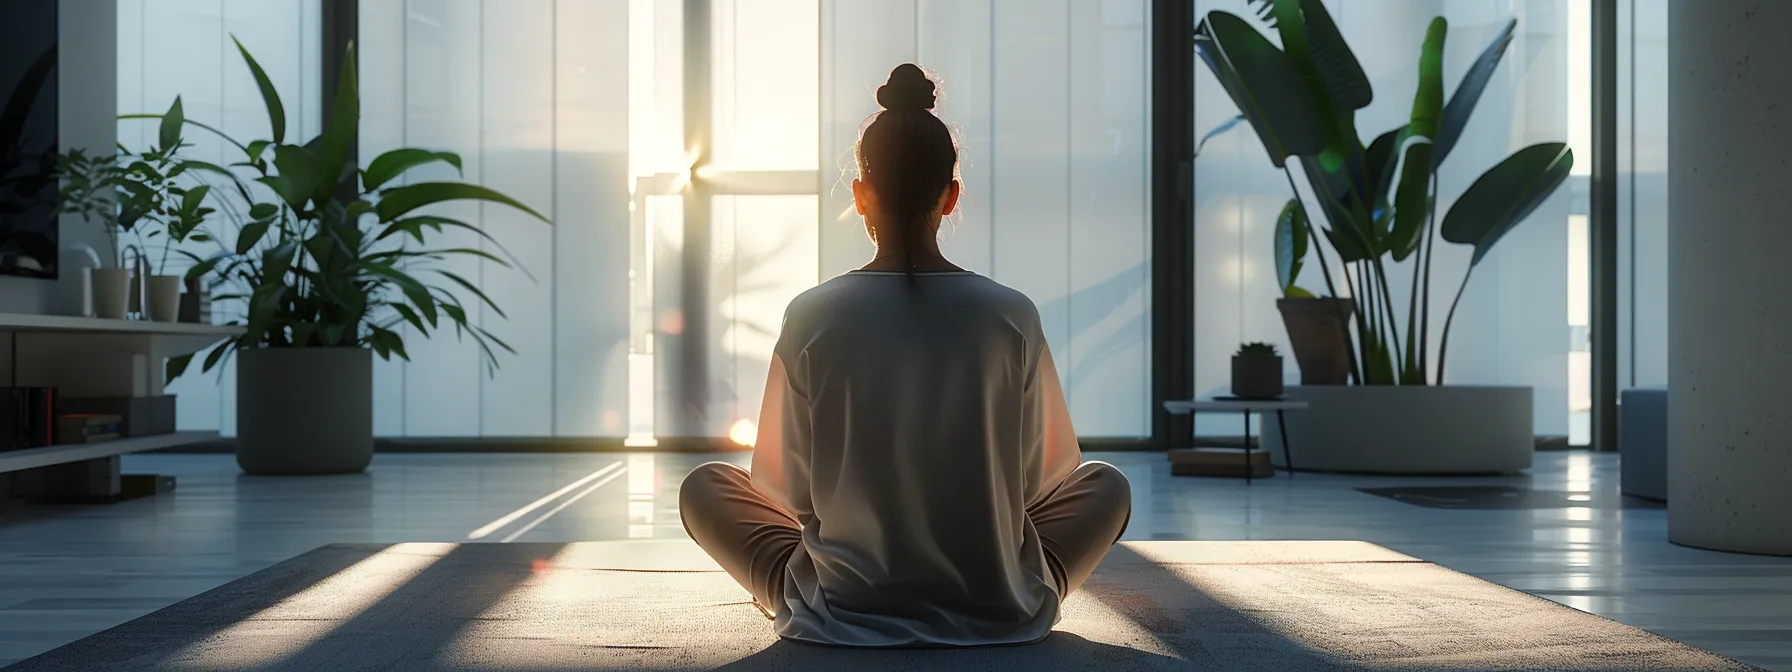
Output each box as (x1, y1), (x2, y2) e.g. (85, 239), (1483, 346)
(709, 632), (1186, 671)
(1081, 544), (1351, 670)
(2, 543), (391, 671)
(271, 543), (566, 670)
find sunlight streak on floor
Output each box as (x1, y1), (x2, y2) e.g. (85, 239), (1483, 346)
(169, 543), (454, 670)
(500, 468), (630, 543)
(468, 462), (625, 540)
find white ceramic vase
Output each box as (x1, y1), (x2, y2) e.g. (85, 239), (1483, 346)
(91, 267), (133, 320)
(146, 275), (182, 322)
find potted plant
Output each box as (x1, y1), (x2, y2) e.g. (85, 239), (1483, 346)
(152, 38), (547, 475)
(1231, 342), (1284, 399)
(1270, 198), (1354, 384)
(1195, 0), (1570, 473)
(55, 101), (219, 321)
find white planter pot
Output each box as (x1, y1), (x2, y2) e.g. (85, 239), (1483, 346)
(1263, 385), (1533, 475)
(236, 347), (373, 475)
(90, 267), (132, 320)
(146, 275), (182, 322)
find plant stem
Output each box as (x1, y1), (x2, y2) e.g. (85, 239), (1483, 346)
(1404, 223), (1424, 383)
(1421, 174), (1440, 383)
(1436, 266), (1474, 385)
(1370, 257), (1404, 379)
(1341, 261), (1375, 383)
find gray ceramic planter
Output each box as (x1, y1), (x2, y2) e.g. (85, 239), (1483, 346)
(236, 347), (373, 475)
(1230, 354), (1284, 399)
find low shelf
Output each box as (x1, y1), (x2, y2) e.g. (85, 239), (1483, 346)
(0, 431), (222, 474)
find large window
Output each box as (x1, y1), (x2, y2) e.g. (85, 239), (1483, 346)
(131, 1), (1153, 440)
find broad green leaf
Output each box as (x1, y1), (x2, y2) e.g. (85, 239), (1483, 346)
(1296, 0), (1371, 111)
(317, 41), (359, 204)
(1436, 18), (1517, 167)
(1194, 12), (1327, 167)
(1364, 126), (1402, 211)
(166, 353), (193, 383)
(1253, 0), (1353, 173)
(376, 182), (550, 224)
(1323, 225), (1373, 263)
(392, 304), (428, 333)
(1388, 18), (1446, 263)
(1273, 198), (1308, 295)
(184, 254), (229, 283)
(272, 145), (320, 207)
(237, 220), (271, 254)
(249, 203), (279, 219)
(201, 341), (231, 373)
(1441, 143), (1574, 265)
(180, 184), (211, 215)
(256, 176), (304, 209)
(262, 240), (299, 287)
(246, 140), (272, 164)
(232, 35), (287, 143)
(159, 97), (185, 150)
(363, 149), (464, 191)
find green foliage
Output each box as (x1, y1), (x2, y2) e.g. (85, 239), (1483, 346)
(1194, 4), (1572, 386)
(1236, 342), (1279, 357)
(152, 38), (548, 383)
(1273, 198), (1310, 298)
(54, 96), (219, 272)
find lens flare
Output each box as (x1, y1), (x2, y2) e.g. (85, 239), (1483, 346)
(729, 418), (757, 447)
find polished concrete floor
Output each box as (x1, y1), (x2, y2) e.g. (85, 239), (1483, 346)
(1, 450), (1788, 670)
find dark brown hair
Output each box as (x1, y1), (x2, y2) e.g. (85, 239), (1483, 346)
(855, 64), (959, 282)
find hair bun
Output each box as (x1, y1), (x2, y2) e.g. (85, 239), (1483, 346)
(876, 64), (936, 112)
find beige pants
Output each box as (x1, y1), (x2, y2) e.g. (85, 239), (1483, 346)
(679, 461), (1132, 613)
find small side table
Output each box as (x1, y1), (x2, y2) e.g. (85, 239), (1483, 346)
(1163, 397), (1311, 484)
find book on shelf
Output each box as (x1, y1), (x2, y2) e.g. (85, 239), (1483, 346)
(56, 413), (125, 445)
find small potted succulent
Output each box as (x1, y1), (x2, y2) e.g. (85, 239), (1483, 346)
(1231, 342), (1284, 400)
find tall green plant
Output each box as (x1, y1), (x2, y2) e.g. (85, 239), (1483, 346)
(1198, 0), (1572, 385)
(144, 37), (548, 381)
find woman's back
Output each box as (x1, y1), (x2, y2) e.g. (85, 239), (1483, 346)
(759, 270), (1061, 645)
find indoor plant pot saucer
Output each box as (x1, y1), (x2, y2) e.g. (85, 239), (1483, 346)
(1261, 385), (1534, 475)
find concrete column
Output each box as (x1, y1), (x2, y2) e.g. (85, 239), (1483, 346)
(1668, 0), (1792, 555)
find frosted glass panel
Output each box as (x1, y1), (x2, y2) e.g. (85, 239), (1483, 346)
(706, 195), (820, 436)
(1619, 0), (1668, 389)
(1192, 0), (1578, 437)
(358, 0), (632, 437)
(118, 0), (319, 434)
(712, 0), (819, 171)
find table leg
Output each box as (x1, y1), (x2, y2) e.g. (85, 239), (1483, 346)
(1243, 410), (1253, 485)
(1277, 409), (1294, 478)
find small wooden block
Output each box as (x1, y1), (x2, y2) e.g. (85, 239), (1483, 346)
(1168, 448), (1274, 478)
